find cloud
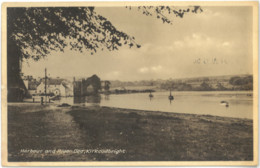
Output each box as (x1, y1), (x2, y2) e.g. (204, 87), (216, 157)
(192, 33), (200, 39)
(222, 41), (230, 46)
(151, 65), (162, 72)
(174, 41), (184, 47)
(139, 65), (162, 74)
(139, 67), (149, 73)
(104, 71), (120, 80)
(198, 8), (222, 19)
(172, 33), (232, 51)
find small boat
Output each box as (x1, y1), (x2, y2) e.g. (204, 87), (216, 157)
(49, 95), (60, 101)
(220, 101), (228, 104)
(220, 100), (229, 107)
(169, 89), (174, 101)
(149, 92), (154, 99)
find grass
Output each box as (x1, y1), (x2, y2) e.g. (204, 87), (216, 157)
(8, 103), (253, 161)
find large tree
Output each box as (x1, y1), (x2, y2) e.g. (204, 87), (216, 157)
(7, 6), (202, 101)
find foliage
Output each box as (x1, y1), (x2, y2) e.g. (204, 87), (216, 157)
(8, 7), (138, 60)
(129, 6), (203, 24)
(85, 74), (101, 91)
(229, 76), (253, 86)
(216, 82), (227, 91)
(7, 6), (203, 61)
(104, 81), (111, 91)
(196, 82), (213, 91)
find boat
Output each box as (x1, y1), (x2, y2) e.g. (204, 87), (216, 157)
(220, 100), (229, 107)
(168, 89), (174, 101)
(49, 95), (60, 101)
(149, 92), (154, 98)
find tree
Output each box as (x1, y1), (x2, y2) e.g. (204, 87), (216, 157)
(229, 76), (242, 85)
(216, 82), (227, 91)
(85, 74), (101, 94)
(229, 75), (253, 90)
(198, 81), (213, 91)
(7, 6), (202, 101)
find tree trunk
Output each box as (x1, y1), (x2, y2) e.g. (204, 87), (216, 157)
(7, 37), (26, 102)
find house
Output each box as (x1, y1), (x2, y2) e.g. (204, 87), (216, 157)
(101, 80), (111, 92)
(27, 80), (39, 95)
(37, 78), (67, 97)
(22, 76), (40, 97)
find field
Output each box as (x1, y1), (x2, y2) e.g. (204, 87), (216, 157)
(8, 103), (253, 161)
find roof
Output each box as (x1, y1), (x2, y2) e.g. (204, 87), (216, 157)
(62, 83), (69, 88)
(45, 78), (64, 86)
(28, 81), (40, 90)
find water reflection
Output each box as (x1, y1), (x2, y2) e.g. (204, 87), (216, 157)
(149, 92), (154, 101)
(104, 94), (110, 101)
(73, 95), (101, 105)
(169, 99), (173, 104)
(73, 96), (85, 104)
(86, 95), (101, 104)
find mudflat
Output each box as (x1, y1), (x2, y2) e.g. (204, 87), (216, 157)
(7, 103), (253, 161)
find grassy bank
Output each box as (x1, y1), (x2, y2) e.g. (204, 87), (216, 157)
(8, 103), (253, 161)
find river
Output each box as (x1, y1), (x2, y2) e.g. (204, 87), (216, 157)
(56, 91), (253, 119)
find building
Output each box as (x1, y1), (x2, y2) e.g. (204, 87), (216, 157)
(101, 80), (111, 92)
(22, 76), (40, 97)
(73, 75), (101, 96)
(37, 78), (67, 97)
(27, 80), (39, 96)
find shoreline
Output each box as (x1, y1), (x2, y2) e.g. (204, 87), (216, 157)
(8, 102), (253, 121)
(100, 106), (253, 121)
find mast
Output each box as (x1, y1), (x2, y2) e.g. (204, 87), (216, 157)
(44, 68), (47, 104)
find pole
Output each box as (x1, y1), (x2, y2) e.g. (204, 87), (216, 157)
(45, 68), (47, 104)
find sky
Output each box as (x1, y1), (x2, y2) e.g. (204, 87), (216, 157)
(22, 6), (253, 81)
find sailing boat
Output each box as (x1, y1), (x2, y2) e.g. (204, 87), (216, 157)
(168, 89), (174, 101)
(149, 91), (154, 99)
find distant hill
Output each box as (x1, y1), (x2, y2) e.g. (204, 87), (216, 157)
(60, 74), (253, 91)
(109, 74), (253, 91)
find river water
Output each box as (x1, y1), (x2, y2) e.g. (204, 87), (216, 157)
(56, 91), (253, 119)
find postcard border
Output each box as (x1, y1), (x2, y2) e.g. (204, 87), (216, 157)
(1, 1), (259, 166)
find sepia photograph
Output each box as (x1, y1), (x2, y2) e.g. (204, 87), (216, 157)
(1, 1), (258, 166)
